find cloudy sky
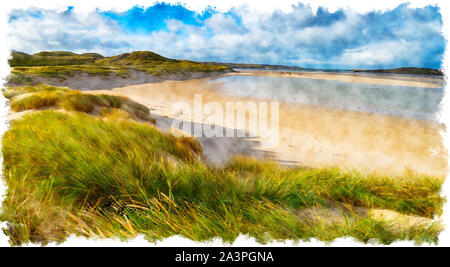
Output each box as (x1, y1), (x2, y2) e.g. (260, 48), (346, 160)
(7, 2), (445, 69)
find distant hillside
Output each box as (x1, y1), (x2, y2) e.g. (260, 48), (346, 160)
(95, 51), (176, 65)
(9, 51), (104, 66)
(223, 63), (305, 70)
(352, 67), (443, 76)
(206, 62), (443, 76)
(7, 51), (232, 89)
(203, 61), (306, 70)
(8, 51), (443, 90)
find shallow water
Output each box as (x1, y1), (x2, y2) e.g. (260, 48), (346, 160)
(209, 74), (445, 121)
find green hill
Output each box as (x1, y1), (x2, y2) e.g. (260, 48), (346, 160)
(9, 51), (104, 66)
(353, 67), (443, 76)
(7, 51), (232, 85)
(95, 51), (176, 65)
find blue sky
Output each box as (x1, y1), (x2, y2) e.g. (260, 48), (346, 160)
(7, 2), (445, 69)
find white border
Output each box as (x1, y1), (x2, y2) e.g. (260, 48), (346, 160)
(0, 0), (448, 247)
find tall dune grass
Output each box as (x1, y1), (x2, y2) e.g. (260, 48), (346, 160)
(4, 85), (154, 122)
(0, 84), (445, 245)
(0, 106), (444, 245)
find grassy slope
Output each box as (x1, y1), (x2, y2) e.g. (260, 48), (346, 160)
(8, 51), (232, 84)
(0, 85), (445, 246)
(9, 51), (104, 66)
(3, 84), (153, 122)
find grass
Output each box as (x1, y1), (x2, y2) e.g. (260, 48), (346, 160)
(3, 84), (154, 122)
(7, 51), (231, 85)
(11, 65), (129, 81)
(2, 84), (70, 99)
(0, 87), (445, 245)
(96, 51), (230, 76)
(9, 51), (103, 67)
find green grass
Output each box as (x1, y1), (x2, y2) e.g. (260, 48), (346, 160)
(7, 51), (231, 85)
(9, 51), (103, 67)
(10, 90), (64, 111)
(4, 84), (154, 122)
(0, 99), (445, 245)
(95, 51), (176, 65)
(11, 65), (129, 81)
(95, 51), (230, 75)
(224, 158), (444, 218)
(2, 84), (70, 99)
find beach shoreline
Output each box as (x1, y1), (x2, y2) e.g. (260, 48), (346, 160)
(227, 70), (444, 88)
(85, 71), (447, 177)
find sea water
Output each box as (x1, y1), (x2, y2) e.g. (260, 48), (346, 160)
(209, 73), (445, 121)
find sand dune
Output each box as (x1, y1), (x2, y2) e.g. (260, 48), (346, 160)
(87, 73), (447, 177)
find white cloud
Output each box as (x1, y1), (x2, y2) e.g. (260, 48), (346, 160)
(340, 41), (422, 67)
(6, 3), (445, 68)
(204, 13), (243, 34)
(8, 10), (128, 56)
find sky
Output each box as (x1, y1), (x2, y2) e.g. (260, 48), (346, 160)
(6, 2), (446, 69)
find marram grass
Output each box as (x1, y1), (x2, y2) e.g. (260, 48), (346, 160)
(3, 85), (154, 122)
(0, 85), (445, 246)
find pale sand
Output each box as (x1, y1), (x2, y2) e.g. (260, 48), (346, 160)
(229, 70), (443, 88)
(296, 203), (438, 232)
(86, 73), (447, 177)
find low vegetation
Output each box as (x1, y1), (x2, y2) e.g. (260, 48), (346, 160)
(2, 84), (70, 99)
(7, 51), (231, 85)
(0, 85), (445, 246)
(353, 67), (443, 76)
(11, 65), (129, 81)
(3, 84), (153, 122)
(8, 51), (104, 67)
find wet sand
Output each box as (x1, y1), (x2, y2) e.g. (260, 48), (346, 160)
(87, 72), (447, 177)
(229, 70), (443, 88)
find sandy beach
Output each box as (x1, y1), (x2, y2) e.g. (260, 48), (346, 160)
(87, 71), (447, 177)
(228, 70), (443, 88)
